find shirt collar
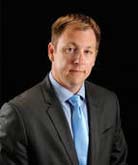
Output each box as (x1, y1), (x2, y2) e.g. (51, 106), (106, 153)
(49, 72), (85, 103)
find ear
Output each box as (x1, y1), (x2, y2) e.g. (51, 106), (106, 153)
(48, 42), (55, 62)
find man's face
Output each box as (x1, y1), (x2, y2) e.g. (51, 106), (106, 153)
(48, 25), (97, 92)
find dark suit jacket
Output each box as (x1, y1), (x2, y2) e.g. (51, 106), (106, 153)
(0, 75), (127, 165)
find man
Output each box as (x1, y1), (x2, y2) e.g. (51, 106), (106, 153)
(0, 13), (127, 165)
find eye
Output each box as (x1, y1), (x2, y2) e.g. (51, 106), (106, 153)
(64, 47), (76, 54)
(84, 50), (93, 55)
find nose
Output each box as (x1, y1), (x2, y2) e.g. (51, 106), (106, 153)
(73, 50), (85, 64)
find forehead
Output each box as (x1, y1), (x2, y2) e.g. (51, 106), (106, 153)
(63, 23), (95, 34)
(57, 24), (97, 48)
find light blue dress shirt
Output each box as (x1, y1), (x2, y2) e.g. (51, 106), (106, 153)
(49, 72), (89, 138)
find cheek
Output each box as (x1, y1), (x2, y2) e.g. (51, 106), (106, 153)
(87, 59), (95, 69)
(85, 60), (95, 75)
(55, 57), (69, 70)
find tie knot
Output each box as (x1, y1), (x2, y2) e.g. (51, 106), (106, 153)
(68, 95), (80, 107)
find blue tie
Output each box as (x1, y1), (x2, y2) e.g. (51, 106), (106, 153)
(68, 95), (89, 165)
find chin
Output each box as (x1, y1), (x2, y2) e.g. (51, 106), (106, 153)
(69, 79), (84, 86)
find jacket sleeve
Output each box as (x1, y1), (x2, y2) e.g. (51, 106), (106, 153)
(0, 103), (28, 165)
(110, 95), (128, 165)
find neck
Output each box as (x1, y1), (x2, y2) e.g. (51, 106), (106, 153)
(65, 84), (82, 94)
(51, 71), (83, 94)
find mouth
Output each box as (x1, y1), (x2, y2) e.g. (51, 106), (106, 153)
(70, 69), (85, 73)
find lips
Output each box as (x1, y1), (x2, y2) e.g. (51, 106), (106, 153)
(70, 69), (85, 73)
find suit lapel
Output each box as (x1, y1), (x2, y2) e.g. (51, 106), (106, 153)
(85, 82), (100, 165)
(41, 75), (78, 165)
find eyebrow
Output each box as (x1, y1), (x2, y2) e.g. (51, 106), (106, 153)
(65, 42), (93, 49)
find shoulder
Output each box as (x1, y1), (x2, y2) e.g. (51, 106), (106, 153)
(0, 80), (48, 127)
(85, 80), (119, 104)
(4, 75), (52, 113)
(3, 74), (55, 115)
(9, 81), (43, 106)
(85, 81), (120, 124)
(85, 80), (116, 95)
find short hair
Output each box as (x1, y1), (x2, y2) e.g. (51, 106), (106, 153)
(51, 13), (101, 50)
